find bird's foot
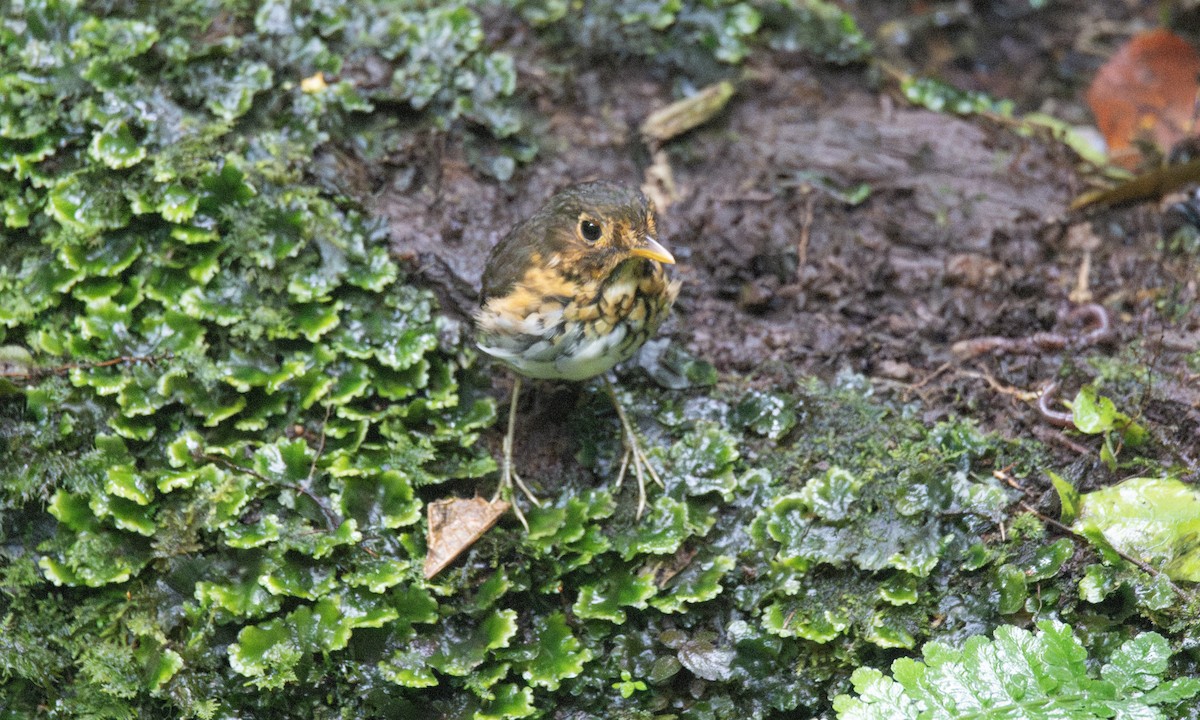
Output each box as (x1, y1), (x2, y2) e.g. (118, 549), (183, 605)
(494, 376), (541, 531)
(492, 462), (542, 532)
(605, 379), (665, 520)
(613, 428), (666, 520)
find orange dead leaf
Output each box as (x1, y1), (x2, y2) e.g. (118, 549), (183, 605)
(423, 496), (510, 579)
(1086, 29), (1200, 168)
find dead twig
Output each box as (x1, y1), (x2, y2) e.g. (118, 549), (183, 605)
(201, 451), (341, 532)
(1018, 501), (1198, 604)
(1031, 425), (1092, 456)
(992, 464), (1024, 491)
(902, 361), (953, 401)
(956, 368), (1040, 401)
(306, 404), (334, 483)
(797, 192), (815, 274)
(0, 352), (174, 380)
(640, 81), (735, 146)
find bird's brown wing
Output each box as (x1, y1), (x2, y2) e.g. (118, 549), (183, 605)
(479, 216), (543, 303)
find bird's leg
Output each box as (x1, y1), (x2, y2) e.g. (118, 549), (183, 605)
(603, 377), (665, 520)
(493, 375), (541, 531)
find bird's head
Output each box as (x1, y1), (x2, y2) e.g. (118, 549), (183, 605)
(541, 181), (674, 270)
(481, 181), (675, 301)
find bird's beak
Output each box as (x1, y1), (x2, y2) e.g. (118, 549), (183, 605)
(629, 236), (675, 265)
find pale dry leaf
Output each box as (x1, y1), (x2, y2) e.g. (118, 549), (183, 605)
(424, 496), (510, 579)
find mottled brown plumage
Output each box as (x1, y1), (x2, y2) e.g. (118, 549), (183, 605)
(475, 181), (680, 526)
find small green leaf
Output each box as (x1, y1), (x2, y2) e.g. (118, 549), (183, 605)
(1075, 475), (1200, 581)
(1026, 538), (1074, 582)
(613, 495), (693, 560)
(294, 302), (341, 341)
(521, 613), (593, 690)
(343, 559), (410, 594)
(761, 601), (848, 642)
(732, 389), (797, 440)
(1070, 385), (1146, 452)
(196, 574), (282, 618)
(1071, 385), (1117, 434)
(340, 471), (421, 529)
(379, 648), (438, 688)
(833, 667), (919, 720)
(206, 61), (274, 120)
(47, 490), (98, 532)
(677, 634), (735, 681)
(223, 514), (282, 549)
(612, 670), (648, 699)
(159, 183), (200, 222)
(574, 568), (656, 623)
(89, 121), (146, 169)
(1102, 632), (1170, 694)
(878, 573), (919, 606)
(526, 491), (613, 554)
(428, 609), (518, 676)
(46, 174), (132, 232)
(165, 430), (204, 468)
(475, 683), (536, 719)
(864, 614), (915, 649)
(105, 465), (154, 505)
(145, 648), (184, 690)
(1048, 470), (1079, 524)
(258, 556), (337, 600)
(994, 563), (1027, 614)
(1078, 563), (1120, 603)
(669, 421), (739, 498)
(90, 493), (156, 535)
(800, 466), (863, 521)
(229, 598), (353, 687)
(651, 555), (734, 613)
(59, 231), (142, 276)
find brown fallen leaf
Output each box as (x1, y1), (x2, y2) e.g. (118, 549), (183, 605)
(1086, 29), (1200, 169)
(652, 545), (698, 589)
(423, 496), (510, 580)
(640, 80), (735, 146)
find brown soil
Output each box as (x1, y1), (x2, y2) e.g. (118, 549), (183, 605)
(375, 3), (1200, 493)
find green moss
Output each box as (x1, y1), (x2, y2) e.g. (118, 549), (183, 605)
(518, 0), (868, 77)
(0, 1), (498, 714)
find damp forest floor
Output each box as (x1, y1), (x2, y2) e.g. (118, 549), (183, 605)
(4, 1), (1200, 719)
(386, 3), (1200, 514)
(382, 0), (1200, 711)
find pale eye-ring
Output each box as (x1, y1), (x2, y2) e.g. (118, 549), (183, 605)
(580, 219), (602, 243)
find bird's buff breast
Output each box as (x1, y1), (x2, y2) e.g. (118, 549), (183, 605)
(475, 263), (679, 381)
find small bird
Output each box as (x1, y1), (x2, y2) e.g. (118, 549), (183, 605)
(475, 181), (681, 528)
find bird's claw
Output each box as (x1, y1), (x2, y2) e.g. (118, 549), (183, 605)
(606, 379), (665, 520)
(496, 376), (541, 532)
(494, 464), (541, 532)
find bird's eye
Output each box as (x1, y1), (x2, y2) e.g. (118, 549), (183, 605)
(580, 220), (602, 243)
